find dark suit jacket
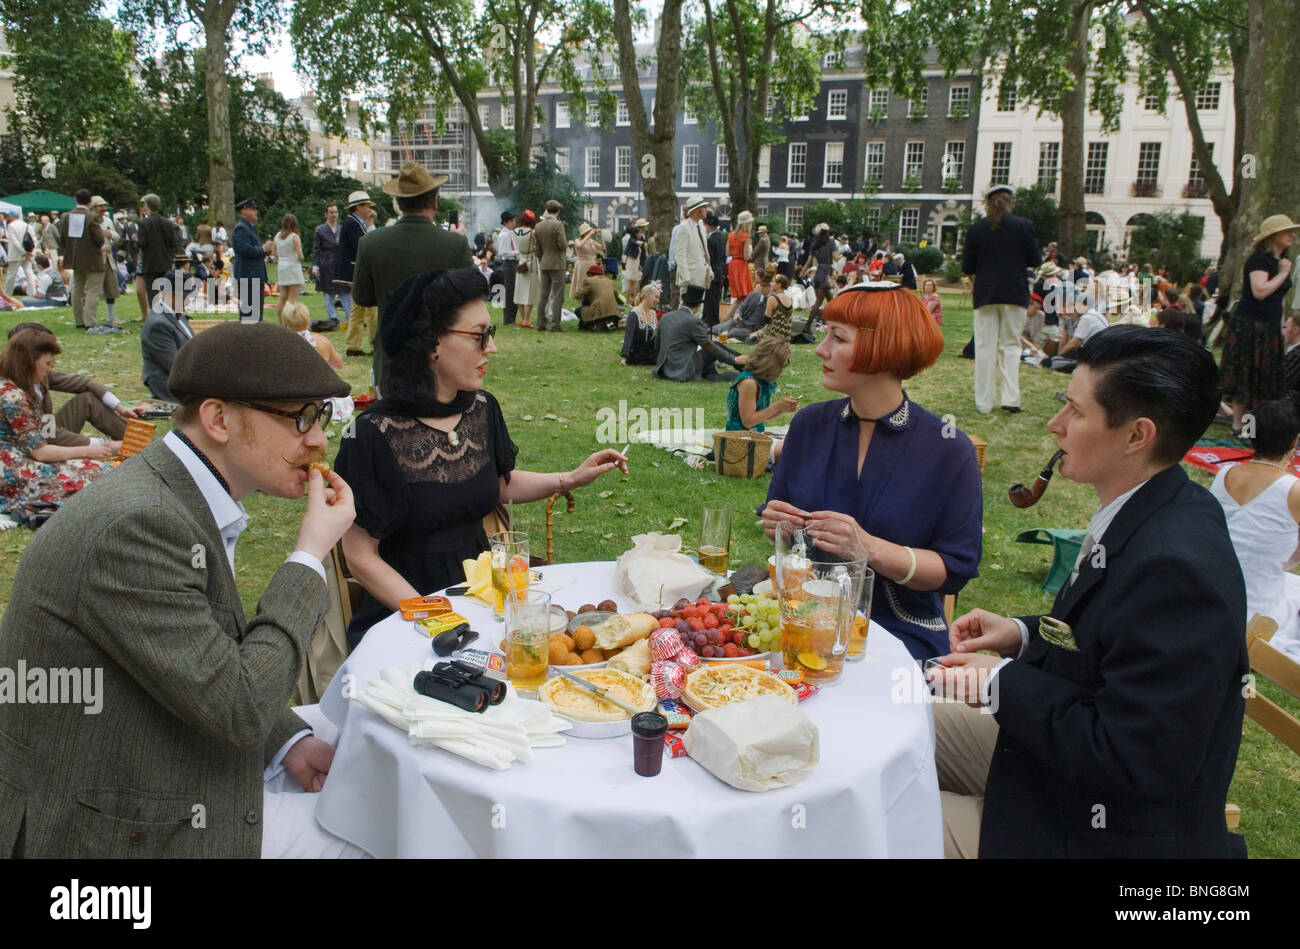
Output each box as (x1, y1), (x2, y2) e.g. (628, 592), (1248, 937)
(351, 215), (473, 392)
(653, 306), (740, 381)
(57, 207), (104, 273)
(706, 229), (727, 284)
(141, 304), (193, 401)
(312, 223), (341, 293)
(980, 465), (1248, 858)
(336, 213), (367, 284)
(231, 217), (267, 284)
(961, 213), (1041, 309)
(138, 212), (181, 273)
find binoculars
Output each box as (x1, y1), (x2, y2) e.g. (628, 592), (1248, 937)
(413, 660), (506, 714)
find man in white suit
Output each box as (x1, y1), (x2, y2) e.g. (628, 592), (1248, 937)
(671, 197), (710, 296)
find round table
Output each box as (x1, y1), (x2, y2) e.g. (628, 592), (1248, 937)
(315, 561), (942, 858)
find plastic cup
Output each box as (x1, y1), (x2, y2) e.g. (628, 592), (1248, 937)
(631, 712), (668, 776)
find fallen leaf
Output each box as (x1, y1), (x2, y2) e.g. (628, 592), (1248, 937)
(599, 490), (613, 499)
(520, 414), (534, 421)
(666, 517), (688, 531)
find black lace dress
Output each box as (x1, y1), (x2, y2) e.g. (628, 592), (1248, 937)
(334, 391), (518, 650)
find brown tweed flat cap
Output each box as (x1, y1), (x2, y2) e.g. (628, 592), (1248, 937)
(168, 322), (351, 403)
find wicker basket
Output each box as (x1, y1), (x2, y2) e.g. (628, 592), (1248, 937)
(712, 430), (772, 478)
(188, 319), (227, 334)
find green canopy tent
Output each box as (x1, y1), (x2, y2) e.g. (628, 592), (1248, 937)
(0, 189), (77, 214)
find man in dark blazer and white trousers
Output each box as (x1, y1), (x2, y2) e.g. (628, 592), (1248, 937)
(930, 326), (1249, 858)
(141, 271), (195, 402)
(0, 322), (365, 857)
(231, 197), (271, 322)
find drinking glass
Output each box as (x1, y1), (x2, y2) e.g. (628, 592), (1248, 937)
(845, 566), (875, 662)
(699, 504), (733, 576)
(774, 523), (868, 686)
(489, 531), (530, 618)
(505, 590), (551, 693)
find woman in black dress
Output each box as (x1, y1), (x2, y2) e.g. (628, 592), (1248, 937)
(334, 268), (627, 650)
(1221, 214), (1299, 433)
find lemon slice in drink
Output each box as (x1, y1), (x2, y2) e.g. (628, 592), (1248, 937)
(797, 651), (828, 671)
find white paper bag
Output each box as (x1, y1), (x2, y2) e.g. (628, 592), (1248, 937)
(613, 532), (716, 610)
(682, 696), (819, 792)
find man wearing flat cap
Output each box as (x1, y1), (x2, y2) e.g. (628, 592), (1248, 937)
(232, 197), (273, 322)
(0, 322), (367, 858)
(352, 161), (472, 394)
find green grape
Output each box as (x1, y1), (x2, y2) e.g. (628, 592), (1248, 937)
(747, 634), (761, 648)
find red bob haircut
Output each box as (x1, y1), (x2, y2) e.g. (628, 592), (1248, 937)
(822, 286), (944, 379)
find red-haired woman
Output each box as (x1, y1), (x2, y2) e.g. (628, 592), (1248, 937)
(761, 284), (983, 659)
(0, 328), (113, 512)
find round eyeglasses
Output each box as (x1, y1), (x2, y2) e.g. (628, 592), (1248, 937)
(229, 399), (333, 434)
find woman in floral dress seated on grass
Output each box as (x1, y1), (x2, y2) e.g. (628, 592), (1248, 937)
(0, 328), (113, 513)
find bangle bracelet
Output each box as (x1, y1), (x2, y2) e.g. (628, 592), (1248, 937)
(900, 546), (917, 585)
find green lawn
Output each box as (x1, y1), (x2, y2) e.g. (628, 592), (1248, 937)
(1, 275), (1295, 856)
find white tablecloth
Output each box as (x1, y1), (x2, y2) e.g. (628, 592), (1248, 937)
(315, 561), (942, 858)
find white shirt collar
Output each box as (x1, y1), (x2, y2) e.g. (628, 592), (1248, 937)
(163, 430), (248, 575)
(1089, 477), (1150, 543)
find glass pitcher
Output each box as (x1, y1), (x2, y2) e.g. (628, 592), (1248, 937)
(774, 525), (869, 686)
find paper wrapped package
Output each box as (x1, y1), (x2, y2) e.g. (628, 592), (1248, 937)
(614, 532), (717, 610)
(682, 695), (819, 791)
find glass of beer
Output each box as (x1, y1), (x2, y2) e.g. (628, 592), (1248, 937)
(505, 589), (551, 693)
(845, 566), (875, 662)
(489, 531), (530, 618)
(699, 504), (733, 576)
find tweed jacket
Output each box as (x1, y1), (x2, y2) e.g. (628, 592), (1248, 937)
(40, 369), (109, 447)
(57, 207), (105, 273)
(351, 215), (473, 392)
(141, 303), (193, 401)
(532, 214), (567, 271)
(0, 441), (326, 857)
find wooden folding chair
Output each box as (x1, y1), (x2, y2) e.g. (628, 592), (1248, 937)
(292, 543), (361, 705)
(1226, 613), (1300, 830)
(944, 434), (987, 624)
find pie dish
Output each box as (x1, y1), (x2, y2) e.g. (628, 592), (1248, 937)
(681, 664), (797, 711)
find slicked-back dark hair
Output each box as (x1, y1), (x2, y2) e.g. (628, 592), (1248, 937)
(1075, 324), (1219, 465)
(1250, 397), (1300, 459)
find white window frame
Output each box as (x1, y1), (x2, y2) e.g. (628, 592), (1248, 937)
(758, 145), (771, 188)
(615, 146), (632, 187)
(1142, 93), (1160, 111)
(869, 89), (889, 114)
(827, 89), (848, 120)
(682, 144), (699, 187)
(1136, 141), (1162, 184)
(1037, 141), (1060, 190)
(1194, 83), (1221, 111)
(864, 141), (885, 185)
(476, 153), (489, 188)
(683, 104), (697, 124)
(555, 146), (570, 176)
(555, 100), (570, 128)
(942, 140), (965, 183)
(823, 141), (844, 187)
(715, 144), (729, 187)
(501, 101), (514, 129)
(990, 142), (1013, 185)
(785, 205), (803, 230)
(947, 84), (971, 117)
(997, 84), (1017, 112)
(898, 208), (920, 244)
(616, 98), (630, 126)
(1188, 142), (1214, 185)
(908, 87), (927, 118)
(787, 142), (807, 186)
(903, 141), (925, 181)
(1084, 141), (1108, 194)
(585, 147), (600, 187)
(478, 104), (491, 129)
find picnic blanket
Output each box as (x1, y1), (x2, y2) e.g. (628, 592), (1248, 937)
(1182, 442), (1300, 476)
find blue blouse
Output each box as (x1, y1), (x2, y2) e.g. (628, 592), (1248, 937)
(764, 395), (983, 659)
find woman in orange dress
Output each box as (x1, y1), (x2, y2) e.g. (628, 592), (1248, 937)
(728, 211), (754, 301)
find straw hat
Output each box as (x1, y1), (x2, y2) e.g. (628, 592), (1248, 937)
(1251, 214), (1300, 246)
(633, 218), (648, 227)
(736, 210), (754, 225)
(89, 195), (108, 210)
(345, 190), (373, 208)
(1037, 262), (1061, 279)
(578, 222), (598, 239)
(684, 196), (710, 214)
(380, 161), (449, 198)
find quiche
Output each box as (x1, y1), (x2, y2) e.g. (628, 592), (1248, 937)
(539, 668), (657, 723)
(682, 664), (797, 711)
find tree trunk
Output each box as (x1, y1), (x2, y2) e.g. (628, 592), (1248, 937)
(203, 0), (238, 228)
(1220, 0), (1300, 306)
(611, 0), (684, 254)
(1056, 0), (1092, 254)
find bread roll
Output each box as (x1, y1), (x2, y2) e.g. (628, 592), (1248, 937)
(606, 638), (652, 678)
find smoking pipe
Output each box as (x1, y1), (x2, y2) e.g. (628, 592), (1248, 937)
(1008, 450), (1065, 508)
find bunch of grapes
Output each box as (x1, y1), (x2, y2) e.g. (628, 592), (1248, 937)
(726, 593), (782, 653)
